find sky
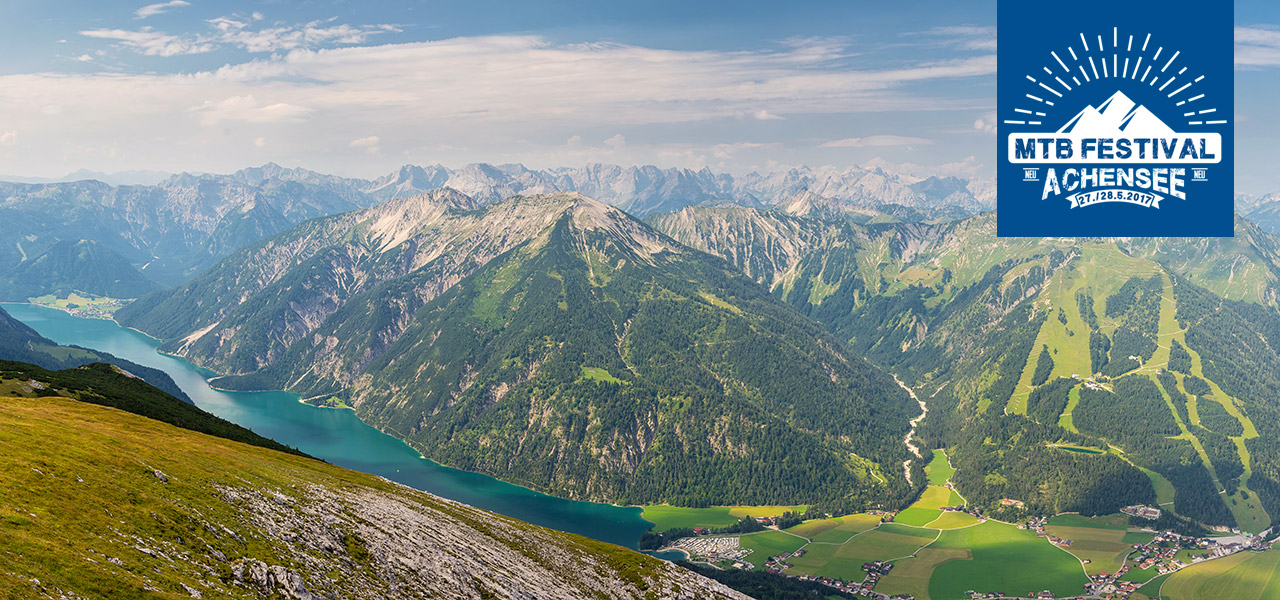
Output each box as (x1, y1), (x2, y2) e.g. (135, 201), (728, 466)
(1, 1), (1279, 192)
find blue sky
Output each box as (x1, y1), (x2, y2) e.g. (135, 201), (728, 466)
(1, 1), (1278, 192)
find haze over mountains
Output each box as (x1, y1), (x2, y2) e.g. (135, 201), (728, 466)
(0, 161), (993, 300)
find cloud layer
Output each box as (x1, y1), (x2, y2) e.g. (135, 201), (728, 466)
(3, 34), (995, 175)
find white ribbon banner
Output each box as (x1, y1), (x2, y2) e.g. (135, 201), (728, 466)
(1065, 188), (1164, 209)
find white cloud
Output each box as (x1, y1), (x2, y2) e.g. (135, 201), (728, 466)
(920, 26), (998, 52)
(73, 54), (95, 62)
(973, 112), (996, 135)
(1, 34), (992, 175)
(0, 131), (16, 147)
(136, 0), (191, 19)
(254, 137), (266, 147)
(80, 27), (214, 56)
(209, 17), (396, 53)
(350, 136), (381, 154)
(189, 95), (314, 125)
(820, 135), (933, 148)
(83, 15), (396, 58)
(1236, 26), (1280, 68)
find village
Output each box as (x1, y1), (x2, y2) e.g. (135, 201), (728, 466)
(662, 505), (1279, 600)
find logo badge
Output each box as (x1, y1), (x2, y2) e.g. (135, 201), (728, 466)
(997, 0), (1233, 237)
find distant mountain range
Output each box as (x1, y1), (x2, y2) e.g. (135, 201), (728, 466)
(0, 161), (993, 300)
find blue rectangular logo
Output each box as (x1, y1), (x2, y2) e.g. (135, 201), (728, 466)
(997, 0), (1234, 237)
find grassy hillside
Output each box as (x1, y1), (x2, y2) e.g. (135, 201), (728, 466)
(0, 359), (301, 457)
(0, 303), (189, 400)
(0, 395), (743, 600)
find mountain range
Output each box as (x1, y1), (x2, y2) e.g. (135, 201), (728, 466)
(651, 205), (1280, 532)
(117, 190), (918, 510)
(13, 154), (1280, 543)
(0, 162), (993, 300)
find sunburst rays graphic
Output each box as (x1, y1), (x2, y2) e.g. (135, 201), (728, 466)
(1004, 27), (1226, 129)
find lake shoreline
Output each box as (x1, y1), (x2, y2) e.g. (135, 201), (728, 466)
(2, 302), (657, 551)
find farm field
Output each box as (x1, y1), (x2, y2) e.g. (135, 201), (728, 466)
(787, 513), (882, 543)
(738, 530), (807, 569)
(778, 449), (1089, 599)
(787, 525), (939, 581)
(926, 511), (980, 529)
(1043, 524), (1134, 575)
(1046, 513), (1128, 530)
(1160, 549), (1280, 600)
(926, 521), (1090, 600)
(876, 547), (970, 600)
(894, 507), (943, 527)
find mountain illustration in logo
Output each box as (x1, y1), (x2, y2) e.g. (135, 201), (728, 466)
(1056, 91), (1176, 137)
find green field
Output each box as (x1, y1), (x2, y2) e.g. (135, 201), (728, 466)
(787, 513), (882, 543)
(639, 504), (807, 531)
(1134, 573), (1171, 599)
(895, 507), (943, 527)
(1123, 531), (1155, 544)
(926, 449), (955, 486)
(1161, 549), (1280, 600)
(1121, 562), (1164, 583)
(925, 511), (980, 529)
(738, 531), (807, 568)
(1043, 524), (1134, 575)
(1046, 513), (1127, 530)
(788, 525), (938, 581)
(927, 521), (1090, 599)
(912, 485), (960, 510)
(1138, 466), (1178, 506)
(578, 366), (624, 384)
(877, 547), (971, 600)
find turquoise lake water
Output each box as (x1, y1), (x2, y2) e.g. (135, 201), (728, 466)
(3, 302), (658, 550)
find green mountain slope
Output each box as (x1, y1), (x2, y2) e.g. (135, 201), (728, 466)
(651, 207), (1280, 532)
(0, 239), (161, 300)
(0, 395), (744, 600)
(0, 303), (189, 401)
(118, 192), (917, 511)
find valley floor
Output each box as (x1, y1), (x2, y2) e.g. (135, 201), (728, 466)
(650, 450), (1280, 600)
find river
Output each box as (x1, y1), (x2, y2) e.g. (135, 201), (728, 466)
(3, 302), (660, 551)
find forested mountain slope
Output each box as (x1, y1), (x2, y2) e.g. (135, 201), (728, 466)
(653, 207), (1280, 533)
(118, 191), (917, 511)
(0, 303), (188, 400)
